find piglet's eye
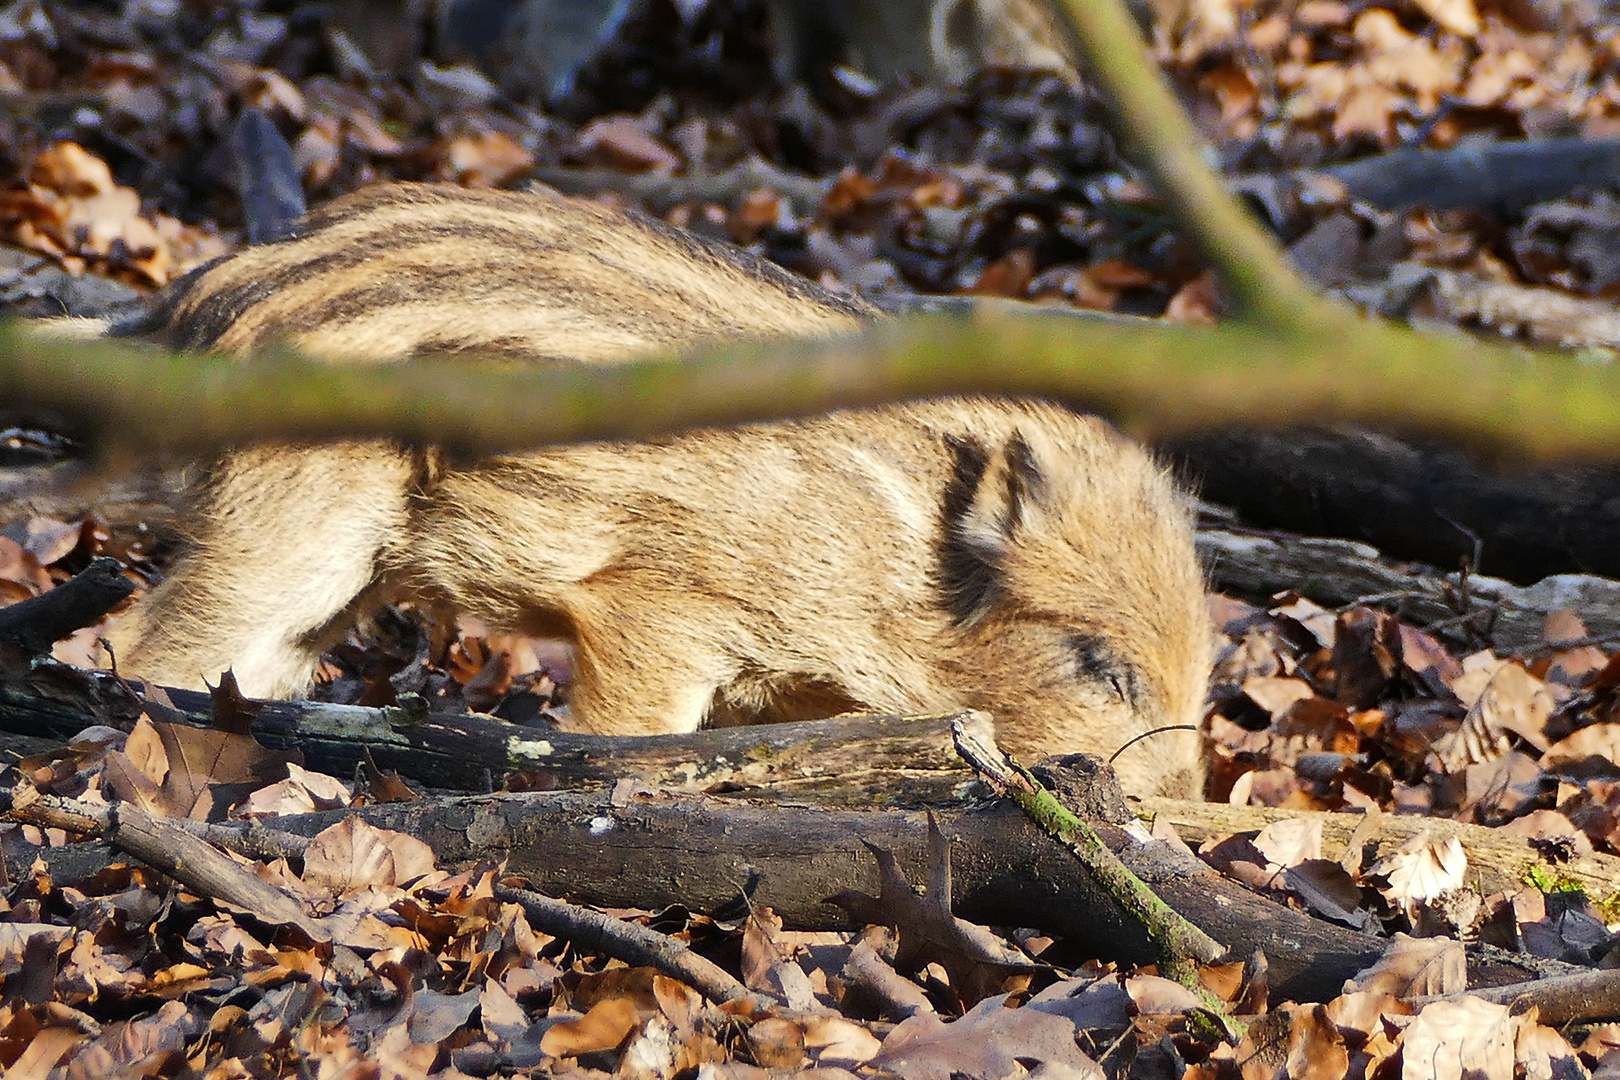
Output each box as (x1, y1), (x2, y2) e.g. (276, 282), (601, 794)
(1069, 633), (1137, 704)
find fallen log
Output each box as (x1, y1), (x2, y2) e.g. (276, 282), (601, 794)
(2, 659), (1583, 1003)
(1176, 426), (1620, 588)
(193, 787), (1571, 1003)
(1197, 524), (1620, 654)
(1308, 135), (1620, 216)
(0, 665), (979, 805)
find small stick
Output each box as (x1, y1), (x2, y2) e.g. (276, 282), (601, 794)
(4, 786), (328, 940)
(496, 884), (751, 1004)
(0, 557), (134, 655)
(1414, 967), (1620, 1025)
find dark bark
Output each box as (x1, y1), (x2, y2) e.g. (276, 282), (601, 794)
(0, 557), (133, 655)
(1311, 136), (1620, 215)
(236, 789), (1559, 1004)
(1171, 426), (1620, 586)
(0, 664), (977, 805)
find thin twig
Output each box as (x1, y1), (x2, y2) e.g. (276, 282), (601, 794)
(496, 884), (752, 1003)
(3, 787), (328, 940)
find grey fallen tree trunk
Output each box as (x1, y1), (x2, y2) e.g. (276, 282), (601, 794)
(0, 641), (1594, 1006)
(16, 781), (1570, 1005)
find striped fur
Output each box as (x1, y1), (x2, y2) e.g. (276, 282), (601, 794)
(117, 183), (874, 363)
(101, 182), (1210, 797)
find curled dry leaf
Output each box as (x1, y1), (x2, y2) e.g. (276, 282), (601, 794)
(1252, 816), (1324, 870)
(1124, 974), (1203, 1015)
(540, 996), (643, 1058)
(1368, 832), (1467, 921)
(237, 762), (353, 816)
(800, 1015), (883, 1069)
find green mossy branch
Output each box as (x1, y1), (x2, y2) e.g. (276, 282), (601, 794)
(0, 309), (1613, 463)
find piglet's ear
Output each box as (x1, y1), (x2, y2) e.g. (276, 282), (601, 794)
(939, 431), (1045, 624)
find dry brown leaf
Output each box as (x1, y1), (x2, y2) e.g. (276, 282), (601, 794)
(1400, 998), (1518, 1080)
(801, 1015), (883, 1069)
(964, 248), (1036, 298)
(1242, 676), (1316, 720)
(1276, 1003), (1351, 1080)
(27, 142), (115, 196)
(1164, 271), (1222, 324)
(826, 818), (1031, 1007)
(747, 1017), (807, 1068)
(871, 995), (1101, 1080)
(1125, 974), (1203, 1015)
(1324, 990), (1412, 1036)
(238, 763), (353, 817)
(1285, 861), (1372, 929)
(1410, 0), (1479, 36)
(1514, 1021), (1582, 1079)
(541, 997), (643, 1057)
(1252, 817), (1323, 869)
(480, 978), (530, 1042)
(294, 116), (342, 187)
(741, 909), (818, 1010)
(1545, 723), (1620, 772)
(1466, 664), (1555, 752)
(301, 816), (436, 897)
(443, 130), (535, 188)
(1343, 933), (1466, 997)
(1369, 832), (1467, 920)
(5, 1023), (80, 1079)
(573, 115), (680, 172)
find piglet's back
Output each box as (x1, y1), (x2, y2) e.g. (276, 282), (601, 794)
(118, 182), (875, 364)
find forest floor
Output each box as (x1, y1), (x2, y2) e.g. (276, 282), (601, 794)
(7, 0), (1620, 1076)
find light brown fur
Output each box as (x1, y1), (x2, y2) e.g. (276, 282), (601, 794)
(102, 182), (1211, 797)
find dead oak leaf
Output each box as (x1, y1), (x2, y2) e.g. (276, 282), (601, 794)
(825, 816), (1032, 1004)
(101, 714), (288, 821)
(870, 993), (1103, 1080)
(301, 816), (436, 899)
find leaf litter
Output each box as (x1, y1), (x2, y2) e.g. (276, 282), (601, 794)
(6, 0), (1620, 1075)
